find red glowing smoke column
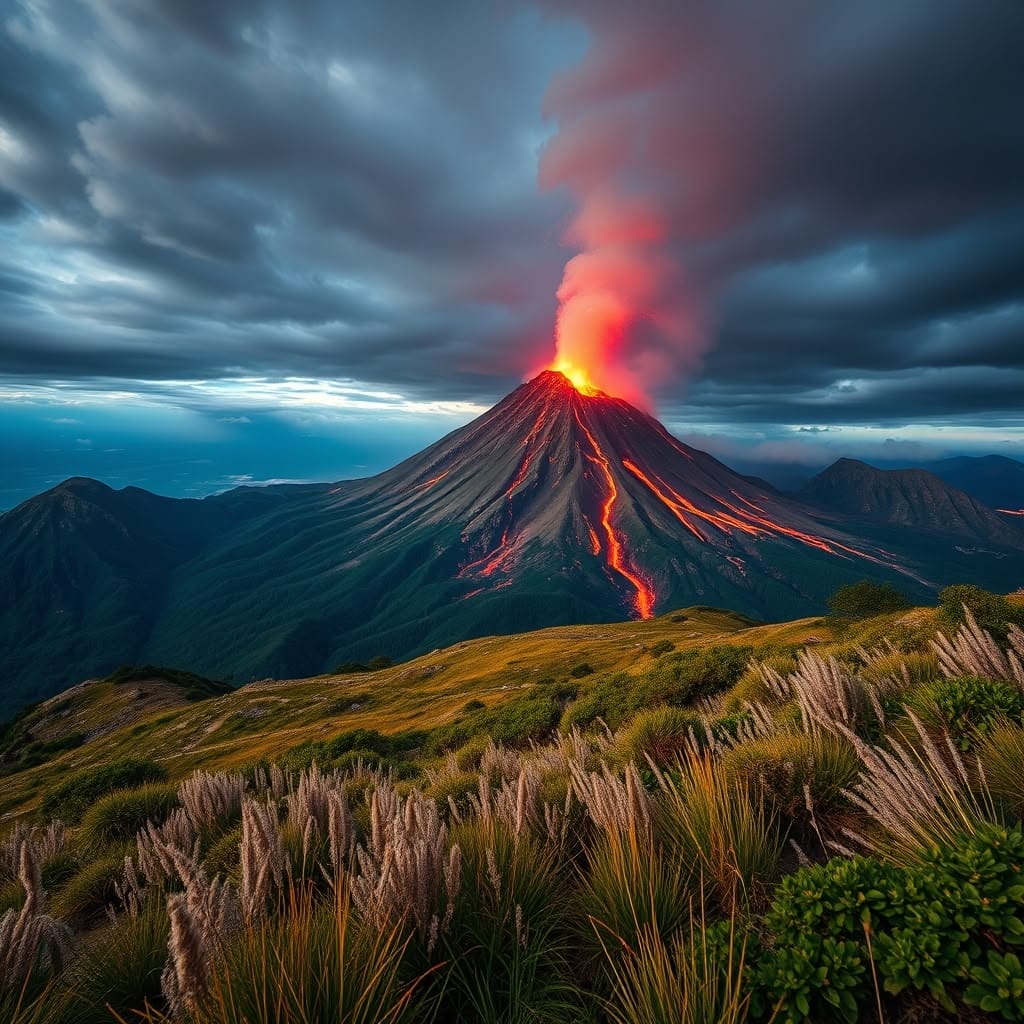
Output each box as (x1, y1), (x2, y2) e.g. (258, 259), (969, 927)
(538, 13), (718, 404)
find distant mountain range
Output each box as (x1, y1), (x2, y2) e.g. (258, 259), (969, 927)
(925, 455), (1024, 512)
(2, 371), (1022, 719)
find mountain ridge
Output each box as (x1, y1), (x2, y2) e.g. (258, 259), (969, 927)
(2, 371), (1023, 718)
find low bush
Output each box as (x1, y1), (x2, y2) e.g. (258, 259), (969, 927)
(750, 825), (1024, 1022)
(79, 783), (180, 848)
(52, 854), (125, 928)
(827, 581), (911, 621)
(912, 675), (1024, 749)
(721, 732), (859, 828)
(40, 758), (167, 824)
(611, 706), (700, 767)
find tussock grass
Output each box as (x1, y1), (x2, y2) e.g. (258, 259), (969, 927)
(657, 752), (783, 912)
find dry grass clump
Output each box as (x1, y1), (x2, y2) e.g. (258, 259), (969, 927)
(178, 771), (246, 830)
(931, 610), (1024, 684)
(837, 709), (995, 864)
(976, 722), (1024, 821)
(349, 783), (460, 954)
(0, 842), (69, 993)
(600, 909), (749, 1024)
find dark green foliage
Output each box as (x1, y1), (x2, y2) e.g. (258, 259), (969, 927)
(827, 581), (911, 620)
(938, 584), (1024, 638)
(569, 662), (595, 678)
(40, 757), (167, 824)
(427, 687), (566, 753)
(105, 663), (232, 700)
(965, 951), (1024, 1020)
(40, 852), (80, 893)
(462, 699), (485, 712)
(750, 825), (1024, 1022)
(330, 655), (393, 674)
(61, 896), (171, 1023)
(52, 854), (125, 927)
(917, 675), (1024, 749)
(0, 731), (85, 777)
(78, 782), (180, 847)
(646, 644), (753, 705)
(281, 727), (426, 773)
(649, 639), (676, 657)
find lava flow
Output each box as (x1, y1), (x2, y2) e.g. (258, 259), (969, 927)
(573, 404), (656, 619)
(997, 508), (1024, 516)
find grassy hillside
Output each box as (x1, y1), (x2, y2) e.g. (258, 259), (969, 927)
(2, 593), (1024, 1022)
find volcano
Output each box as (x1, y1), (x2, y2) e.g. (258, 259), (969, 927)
(325, 370), (912, 621)
(2, 370), (1022, 707)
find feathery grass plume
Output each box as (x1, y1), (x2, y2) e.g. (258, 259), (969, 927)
(160, 861), (242, 1018)
(285, 762), (350, 837)
(250, 762), (290, 800)
(178, 770), (246, 830)
(0, 841), (69, 993)
(931, 608), (1024, 684)
(479, 738), (523, 782)
(837, 708), (996, 863)
(350, 783), (460, 954)
(657, 751), (782, 913)
(570, 760), (651, 836)
(467, 761), (550, 843)
(599, 904), (750, 1024)
(978, 722), (1024, 821)
(143, 882), (419, 1024)
(0, 823), (65, 884)
(239, 797), (288, 922)
(767, 650), (877, 736)
(133, 809), (200, 889)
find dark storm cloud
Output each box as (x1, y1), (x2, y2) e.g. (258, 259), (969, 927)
(0, 0), (1022, 440)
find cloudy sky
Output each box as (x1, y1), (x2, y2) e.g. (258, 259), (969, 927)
(2, 0), (1022, 506)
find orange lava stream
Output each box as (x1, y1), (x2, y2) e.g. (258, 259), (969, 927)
(413, 469), (449, 491)
(997, 508), (1024, 516)
(574, 409), (655, 619)
(621, 459), (759, 541)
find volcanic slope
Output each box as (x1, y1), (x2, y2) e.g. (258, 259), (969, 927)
(142, 371), (927, 682)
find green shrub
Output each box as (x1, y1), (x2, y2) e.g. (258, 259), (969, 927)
(424, 770), (480, 816)
(751, 825), (1024, 1022)
(827, 581), (911, 620)
(913, 675), (1024, 749)
(429, 689), (563, 753)
(561, 673), (645, 733)
(570, 663), (595, 678)
(53, 854), (125, 927)
(79, 783), (180, 847)
(938, 584), (1024, 638)
(648, 640), (676, 657)
(965, 950), (1024, 1021)
(40, 758), (167, 824)
(645, 645), (753, 705)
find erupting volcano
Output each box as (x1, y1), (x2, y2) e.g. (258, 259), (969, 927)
(320, 368), (913, 625)
(7, 368), (1024, 692)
